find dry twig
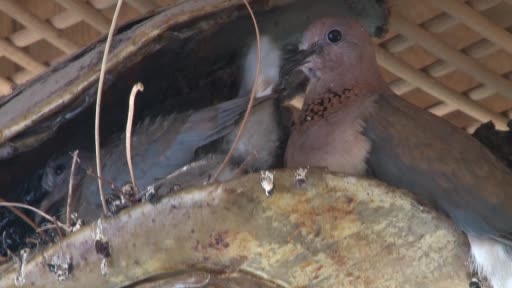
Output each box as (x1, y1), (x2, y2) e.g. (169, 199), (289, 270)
(0, 198), (39, 233)
(0, 202), (67, 238)
(126, 83), (144, 192)
(66, 150), (79, 227)
(94, 0), (124, 215)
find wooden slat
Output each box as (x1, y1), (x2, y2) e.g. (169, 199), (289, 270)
(8, 0), (178, 48)
(429, 71), (512, 116)
(0, 77), (13, 96)
(383, 0), (501, 53)
(0, 0), (79, 54)
(469, 106), (510, 133)
(126, 0), (158, 13)
(387, 4), (512, 96)
(389, 12), (512, 101)
(55, 0), (110, 33)
(51, 9), (83, 29)
(0, 39), (46, 73)
(88, 0), (118, 10)
(375, 46), (508, 129)
(11, 70), (34, 85)
(465, 115), (512, 133)
(430, 0), (512, 57)
(465, 122), (481, 133)
(10, 9), (95, 48)
(388, 32), (508, 95)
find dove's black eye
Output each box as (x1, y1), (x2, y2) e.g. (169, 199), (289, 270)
(327, 29), (343, 44)
(55, 164), (65, 176)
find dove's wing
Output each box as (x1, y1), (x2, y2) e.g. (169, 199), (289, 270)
(75, 95), (275, 222)
(364, 92), (512, 244)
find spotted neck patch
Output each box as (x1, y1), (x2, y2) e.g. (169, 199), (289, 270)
(299, 87), (359, 125)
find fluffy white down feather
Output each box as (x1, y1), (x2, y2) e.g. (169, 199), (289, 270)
(239, 35), (281, 98)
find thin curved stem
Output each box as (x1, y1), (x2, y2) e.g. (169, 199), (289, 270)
(94, 0), (124, 215)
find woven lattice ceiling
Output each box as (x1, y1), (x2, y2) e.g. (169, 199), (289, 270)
(0, 0), (179, 95)
(0, 0), (510, 132)
(377, 0), (512, 132)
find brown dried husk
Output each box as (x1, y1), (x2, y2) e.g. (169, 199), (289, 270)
(0, 169), (469, 287)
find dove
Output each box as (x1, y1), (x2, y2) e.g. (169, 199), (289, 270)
(40, 35), (287, 223)
(285, 17), (512, 288)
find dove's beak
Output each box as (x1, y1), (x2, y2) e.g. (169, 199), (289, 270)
(273, 42), (320, 107)
(280, 43), (321, 77)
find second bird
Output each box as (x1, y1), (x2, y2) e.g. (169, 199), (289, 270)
(41, 36), (286, 223)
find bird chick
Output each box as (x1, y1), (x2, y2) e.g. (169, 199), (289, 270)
(238, 35), (282, 98)
(39, 35), (287, 223)
(286, 17), (512, 288)
(39, 151), (92, 221)
(223, 35), (285, 171)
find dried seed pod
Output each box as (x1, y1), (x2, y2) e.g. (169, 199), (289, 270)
(260, 171), (274, 197)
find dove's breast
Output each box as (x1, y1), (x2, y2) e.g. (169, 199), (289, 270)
(285, 111), (371, 176)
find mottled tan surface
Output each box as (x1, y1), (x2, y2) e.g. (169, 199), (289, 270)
(0, 169), (469, 287)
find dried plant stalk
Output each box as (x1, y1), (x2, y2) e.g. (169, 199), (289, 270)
(66, 150), (79, 226)
(125, 83), (144, 192)
(0, 198), (39, 233)
(94, 0), (124, 215)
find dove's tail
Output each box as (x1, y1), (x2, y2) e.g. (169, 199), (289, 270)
(468, 235), (512, 288)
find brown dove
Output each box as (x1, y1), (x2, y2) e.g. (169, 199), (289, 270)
(285, 17), (512, 288)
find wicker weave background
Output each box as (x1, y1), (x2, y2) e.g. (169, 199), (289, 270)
(0, 0), (511, 132)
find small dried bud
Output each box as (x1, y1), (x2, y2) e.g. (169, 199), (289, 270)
(469, 278), (482, 288)
(93, 219), (110, 276)
(47, 253), (72, 281)
(94, 239), (111, 259)
(260, 171), (275, 197)
(106, 194), (128, 215)
(14, 248), (29, 286)
(121, 183), (137, 201)
(295, 167), (308, 188)
(142, 185), (156, 202)
(70, 213), (83, 232)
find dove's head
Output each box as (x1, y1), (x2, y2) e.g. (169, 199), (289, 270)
(298, 17), (385, 95)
